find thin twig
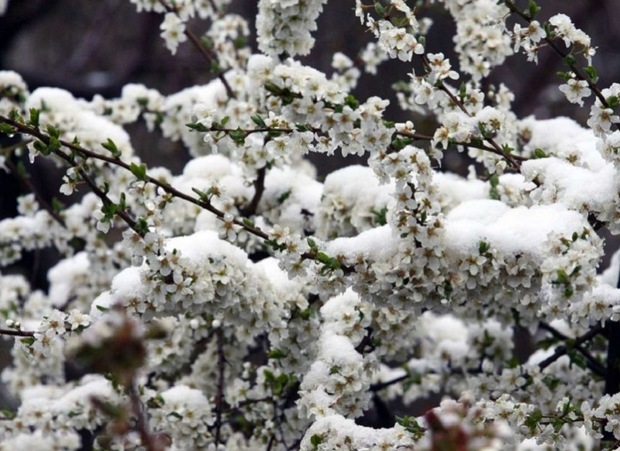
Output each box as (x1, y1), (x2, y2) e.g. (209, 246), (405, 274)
(539, 322), (606, 376)
(241, 166), (266, 217)
(157, 0), (235, 99)
(129, 381), (162, 451)
(538, 326), (604, 372)
(503, 0), (618, 130)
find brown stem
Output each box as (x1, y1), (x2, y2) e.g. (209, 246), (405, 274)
(539, 322), (605, 376)
(129, 381), (162, 451)
(0, 328), (35, 337)
(214, 328), (225, 445)
(241, 166), (266, 217)
(157, 0), (235, 99)
(538, 326), (604, 372)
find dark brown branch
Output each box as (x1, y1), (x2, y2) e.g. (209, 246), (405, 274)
(157, 0), (235, 99)
(214, 328), (225, 445)
(0, 328), (35, 337)
(129, 381), (163, 451)
(240, 166), (266, 217)
(539, 322), (606, 376)
(538, 326), (604, 372)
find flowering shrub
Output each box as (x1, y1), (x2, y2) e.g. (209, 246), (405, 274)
(0, 0), (619, 449)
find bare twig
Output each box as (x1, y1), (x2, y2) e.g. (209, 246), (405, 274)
(538, 326), (604, 373)
(241, 166), (266, 217)
(129, 381), (163, 451)
(539, 322), (606, 376)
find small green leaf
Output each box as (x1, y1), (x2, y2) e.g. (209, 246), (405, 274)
(186, 122), (209, 132)
(607, 95), (620, 108)
(0, 122), (15, 134)
(555, 269), (570, 285)
(277, 190), (291, 204)
(478, 241), (490, 255)
(129, 163), (147, 181)
(534, 148), (547, 158)
(525, 409), (543, 431)
(20, 337), (35, 346)
(584, 65), (598, 83)
(527, 0), (541, 18)
(46, 124), (60, 139)
(28, 108), (40, 127)
(101, 138), (121, 158)
(563, 55), (577, 67)
(344, 94), (360, 110)
(250, 114), (266, 128)
(268, 349), (287, 359)
(51, 198), (65, 214)
(372, 206), (388, 226)
(310, 434), (325, 449)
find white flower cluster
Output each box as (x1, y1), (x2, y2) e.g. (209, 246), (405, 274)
(441, 0), (513, 80)
(256, 0), (328, 57)
(149, 385), (215, 449)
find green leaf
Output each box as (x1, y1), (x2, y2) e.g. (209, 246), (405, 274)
(33, 140), (50, 155)
(129, 163), (147, 181)
(250, 114), (266, 128)
(344, 94), (360, 110)
(556, 71), (572, 82)
(28, 108), (40, 128)
(135, 217), (149, 236)
(20, 337), (35, 346)
(307, 238), (317, 250)
(0, 409), (16, 420)
(277, 190), (291, 204)
(555, 269), (570, 285)
(607, 95), (620, 108)
(0, 122), (15, 135)
(228, 127), (247, 145)
(101, 138), (121, 158)
(186, 122), (209, 132)
(563, 55), (577, 67)
(534, 148), (547, 159)
(372, 206), (388, 226)
(584, 65), (598, 83)
(478, 240), (490, 255)
(489, 173), (500, 200)
(525, 409), (543, 431)
(51, 197), (65, 214)
(268, 349), (287, 359)
(310, 434), (324, 449)
(527, 0), (541, 18)
(46, 124), (60, 139)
